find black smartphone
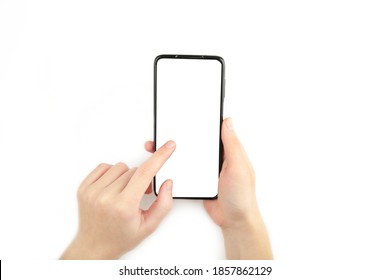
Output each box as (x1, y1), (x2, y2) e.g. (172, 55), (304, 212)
(153, 54), (225, 199)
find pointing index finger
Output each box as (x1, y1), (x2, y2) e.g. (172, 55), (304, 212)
(123, 140), (175, 199)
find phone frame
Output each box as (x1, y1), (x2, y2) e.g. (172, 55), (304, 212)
(153, 54), (225, 199)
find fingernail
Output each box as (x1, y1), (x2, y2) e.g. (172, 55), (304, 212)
(165, 140), (176, 148)
(226, 118), (234, 130)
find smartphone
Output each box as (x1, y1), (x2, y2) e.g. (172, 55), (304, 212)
(153, 54), (225, 199)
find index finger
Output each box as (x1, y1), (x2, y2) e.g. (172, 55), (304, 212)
(122, 140), (176, 199)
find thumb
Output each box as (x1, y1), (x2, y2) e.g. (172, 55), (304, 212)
(221, 118), (246, 165)
(141, 180), (173, 234)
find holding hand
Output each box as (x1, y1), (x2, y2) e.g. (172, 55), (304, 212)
(145, 118), (273, 260)
(204, 118), (273, 259)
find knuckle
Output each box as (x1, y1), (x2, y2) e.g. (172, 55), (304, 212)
(115, 162), (129, 171)
(98, 163), (111, 169)
(95, 194), (112, 211)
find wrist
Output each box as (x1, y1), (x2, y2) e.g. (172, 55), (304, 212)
(221, 207), (262, 232)
(221, 212), (273, 260)
(60, 235), (122, 260)
(222, 211), (262, 238)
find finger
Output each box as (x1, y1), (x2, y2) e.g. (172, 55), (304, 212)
(80, 163), (112, 187)
(221, 118), (248, 167)
(203, 200), (221, 225)
(105, 167), (137, 195)
(144, 141), (154, 153)
(141, 179), (173, 233)
(145, 182), (153, 194)
(203, 199), (216, 214)
(92, 162), (129, 190)
(123, 140), (175, 199)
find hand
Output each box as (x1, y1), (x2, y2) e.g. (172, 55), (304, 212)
(203, 118), (259, 230)
(145, 118), (273, 259)
(60, 140), (176, 260)
(204, 118), (273, 259)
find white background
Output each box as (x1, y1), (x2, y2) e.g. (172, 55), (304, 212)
(1, 0), (389, 277)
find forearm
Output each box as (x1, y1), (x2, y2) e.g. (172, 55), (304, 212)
(222, 214), (273, 260)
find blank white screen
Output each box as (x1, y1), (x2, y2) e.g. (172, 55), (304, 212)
(155, 57), (222, 198)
